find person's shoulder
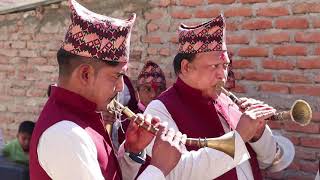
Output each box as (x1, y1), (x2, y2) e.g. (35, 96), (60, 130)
(4, 138), (19, 148)
(2, 138), (19, 155)
(38, 120), (97, 163)
(40, 120), (95, 150)
(159, 86), (175, 96)
(144, 100), (171, 118)
(146, 100), (166, 110)
(46, 120), (80, 131)
(42, 121), (88, 141)
(157, 86), (177, 102)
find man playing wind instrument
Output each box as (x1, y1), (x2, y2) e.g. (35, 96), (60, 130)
(29, 1), (187, 179)
(143, 14), (295, 180)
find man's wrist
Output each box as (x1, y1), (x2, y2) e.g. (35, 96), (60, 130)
(125, 149), (146, 164)
(123, 141), (146, 164)
(250, 125), (266, 142)
(124, 141), (141, 154)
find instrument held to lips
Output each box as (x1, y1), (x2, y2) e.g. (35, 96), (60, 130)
(216, 82), (312, 126)
(106, 99), (236, 158)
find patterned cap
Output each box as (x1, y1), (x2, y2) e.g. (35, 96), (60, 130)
(178, 14), (227, 54)
(62, 0), (136, 62)
(137, 61), (166, 91)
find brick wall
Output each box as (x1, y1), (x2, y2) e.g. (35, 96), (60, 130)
(0, 0), (319, 179)
(0, 0), (149, 139)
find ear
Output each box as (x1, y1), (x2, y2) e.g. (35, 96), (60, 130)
(78, 64), (94, 85)
(180, 59), (192, 75)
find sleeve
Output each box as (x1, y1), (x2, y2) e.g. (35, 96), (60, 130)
(137, 165), (166, 180)
(248, 125), (277, 169)
(117, 142), (142, 180)
(144, 100), (251, 180)
(37, 121), (104, 180)
(117, 141), (165, 180)
(315, 169), (319, 180)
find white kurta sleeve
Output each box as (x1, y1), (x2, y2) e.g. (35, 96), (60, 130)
(248, 125), (277, 169)
(117, 142), (165, 180)
(117, 140), (165, 180)
(37, 121), (104, 180)
(144, 100), (251, 180)
(117, 142), (142, 180)
(137, 165), (166, 180)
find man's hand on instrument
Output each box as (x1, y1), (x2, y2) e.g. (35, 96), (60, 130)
(236, 101), (276, 142)
(239, 98), (276, 141)
(151, 123), (187, 176)
(237, 97), (264, 111)
(124, 114), (160, 154)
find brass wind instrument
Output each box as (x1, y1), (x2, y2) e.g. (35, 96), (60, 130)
(217, 84), (312, 126)
(104, 98), (118, 134)
(107, 99), (236, 158)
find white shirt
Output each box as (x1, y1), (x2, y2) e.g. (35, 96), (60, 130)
(144, 100), (277, 180)
(316, 170), (320, 180)
(37, 120), (165, 180)
(143, 100), (251, 180)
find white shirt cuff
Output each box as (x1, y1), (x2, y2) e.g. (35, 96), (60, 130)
(137, 165), (165, 180)
(118, 141), (146, 162)
(249, 125), (277, 166)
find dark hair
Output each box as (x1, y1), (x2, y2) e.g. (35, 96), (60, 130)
(57, 48), (120, 77)
(18, 121), (35, 135)
(173, 53), (196, 75)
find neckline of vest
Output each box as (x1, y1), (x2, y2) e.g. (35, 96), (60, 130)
(50, 86), (97, 114)
(174, 78), (216, 105)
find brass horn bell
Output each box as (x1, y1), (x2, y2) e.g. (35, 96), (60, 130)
(269, 99), (312, 126)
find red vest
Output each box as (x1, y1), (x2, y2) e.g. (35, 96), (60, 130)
(29, 86), (122, 180)
(157, 78), (262, 180)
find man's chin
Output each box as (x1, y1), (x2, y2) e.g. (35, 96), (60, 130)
(95, 107), (104, 112)
(211, 93), (219, 100)
(100, 97), (116, 112)
(215, 91), (222, 98)
(96, 102), (108, 112)
(203, 88), (221, 99)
